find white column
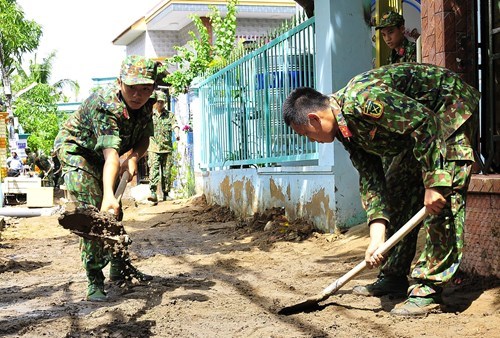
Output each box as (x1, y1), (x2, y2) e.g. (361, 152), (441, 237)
(315, 0), (373, 227)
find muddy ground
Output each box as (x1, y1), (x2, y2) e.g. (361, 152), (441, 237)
(0, 192), (498, 338)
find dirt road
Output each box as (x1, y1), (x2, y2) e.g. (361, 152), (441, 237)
(0, 194), (498, 337)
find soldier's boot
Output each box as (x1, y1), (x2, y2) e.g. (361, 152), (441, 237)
(352, 276), (408, 297)
(390, 294), (442, 316)
(109, 258), (153, 283)
(86, 269), (107, 302)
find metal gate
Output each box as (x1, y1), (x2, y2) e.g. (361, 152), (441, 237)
(479, 0), (500, 173)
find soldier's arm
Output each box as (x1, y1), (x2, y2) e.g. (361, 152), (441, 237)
(101, 148), (120, 215)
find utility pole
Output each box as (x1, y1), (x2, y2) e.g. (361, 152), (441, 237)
(0, 30), (13, 117)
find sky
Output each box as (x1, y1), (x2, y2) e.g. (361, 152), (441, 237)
(17, 0), (160, 101)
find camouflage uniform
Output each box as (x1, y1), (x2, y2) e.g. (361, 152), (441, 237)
(26, 150), (54, 185)
(388, 38), (416, 64)
(376, 11), (417, 174)
(53, 55), (156, 299)
(330, 63), (479, 298)
(148, 91), (175, 201)
(375, 11), (417, 64)
(35, 153), (53, 184)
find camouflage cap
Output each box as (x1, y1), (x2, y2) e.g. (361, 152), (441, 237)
(375, 11), (405, 30)
(155, 90), (167, 102)
(120, 55), (157, 85)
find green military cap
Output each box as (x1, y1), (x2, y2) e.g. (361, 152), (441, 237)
(120, 55), (157, 85)
(375, 11), (405, 30)
(155, 90), (167, 102)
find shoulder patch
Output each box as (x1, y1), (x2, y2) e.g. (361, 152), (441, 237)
(362, 99), (384, 119)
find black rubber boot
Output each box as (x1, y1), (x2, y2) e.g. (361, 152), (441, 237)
(352, 276), (408, 297)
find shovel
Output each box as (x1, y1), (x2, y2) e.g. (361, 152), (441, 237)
(278, 206), (429, 315)
(58, 171), (131, 245)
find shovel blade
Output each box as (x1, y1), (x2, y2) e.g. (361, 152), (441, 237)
(278, 294), (329, 315)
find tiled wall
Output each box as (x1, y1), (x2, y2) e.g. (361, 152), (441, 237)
(420, 0), (476, 85)
(421, 1), (498, 279)
(462, 175), (500, 278)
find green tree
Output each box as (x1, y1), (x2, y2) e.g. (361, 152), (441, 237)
(164, 0), (239, 95)
(12, 52), (75, 154)
(16, 51), (80, 101)
(0, 0), (42, 111)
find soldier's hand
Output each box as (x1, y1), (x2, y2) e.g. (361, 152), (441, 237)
(424, 188), (446, 215)
(366, 221), (386, 268)
(101, 195), (120, 216)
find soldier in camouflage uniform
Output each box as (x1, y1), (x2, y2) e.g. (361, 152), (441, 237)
(376, 11), (417, 64)
(147, 90), (176, 203)
(54, 55), (158, 302)
(25, 148), (54, 185)
(283, 63), (479, 316)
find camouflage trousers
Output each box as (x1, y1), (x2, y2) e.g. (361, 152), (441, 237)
(62, 168), (126, 273)
(381, 120), (475, 297)
(148, 151), (173, 196)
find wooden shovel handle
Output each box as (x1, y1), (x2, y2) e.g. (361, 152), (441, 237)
(320, 206), (429, 298)
(114, 171), (130, 202)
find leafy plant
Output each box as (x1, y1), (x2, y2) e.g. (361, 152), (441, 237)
(11, 52), (77, 154)
(0, 0), (42, 110)
(163, 0), (239, 96)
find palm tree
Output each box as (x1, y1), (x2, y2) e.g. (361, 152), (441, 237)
(10, 51), (78, 154)
(14, 51), (79, 101)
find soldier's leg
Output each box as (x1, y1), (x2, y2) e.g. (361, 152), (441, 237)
(381, 150), (425, 279)
(409, 118), (476, 298)
(353, 150), (424, 297)
(64, 169), (109, 301)
(391, 117), (476, 316)
(109, 196), (153, 283)
(159, 154), (166, 199)
(409, 161), (471, 296)
(148, 152), (160, 202)
(160, 153), (173, 200)
(164, 152), (173, 196)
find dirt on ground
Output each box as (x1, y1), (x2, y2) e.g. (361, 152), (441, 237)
(0, 192), (498, 338)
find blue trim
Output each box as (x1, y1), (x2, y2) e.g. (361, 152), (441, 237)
(403, 0), (421, 12)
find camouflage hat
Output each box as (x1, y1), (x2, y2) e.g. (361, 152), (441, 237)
(155, 90), (167, 102)
(120, 55), (157, 85)
(375, 11), (405, 30)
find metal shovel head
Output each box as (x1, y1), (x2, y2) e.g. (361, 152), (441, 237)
(278, 294), (329, 315)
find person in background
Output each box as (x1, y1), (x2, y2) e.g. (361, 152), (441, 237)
(54, 55), (157, 302)
(282, 63), (479, 316)
(51, 149), (61, 189)
(376, 10), (417, 64)
(147, 90), (176, 204)
(25, 148), (53, 185)
(6, 151), (23, 177)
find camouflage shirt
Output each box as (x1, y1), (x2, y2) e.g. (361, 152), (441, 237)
(35, 154), (52, 172)
(54, 83), (154, 179)
(389, 38), (416, 64)
(149, 107), (175, 153)
(330, 63), (480, 222)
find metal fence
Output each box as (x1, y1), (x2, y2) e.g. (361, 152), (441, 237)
(197, 17), (317, 169)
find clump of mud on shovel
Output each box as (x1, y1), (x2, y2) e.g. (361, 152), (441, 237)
(58, 205), (130, 253)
